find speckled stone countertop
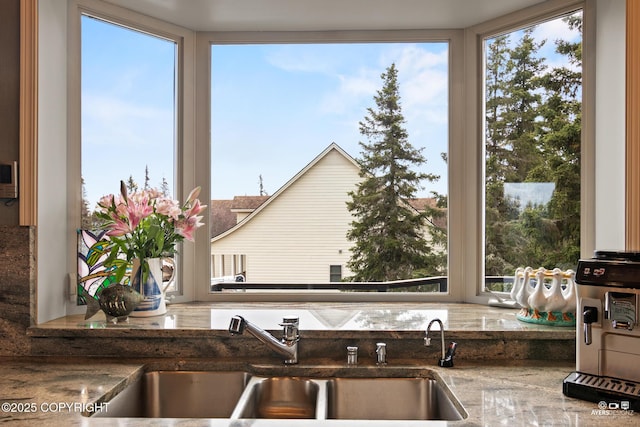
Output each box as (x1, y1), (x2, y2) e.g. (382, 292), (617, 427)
(27, 303), (576, 361)
(8, 303), (623, 424)
(32, 302), (576, 336)
(0, 358), (637, 426)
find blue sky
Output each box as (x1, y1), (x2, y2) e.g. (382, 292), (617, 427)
(82, 16), (176, 207)
(211, 42), (449, 199)
(81, 13), (580, 208)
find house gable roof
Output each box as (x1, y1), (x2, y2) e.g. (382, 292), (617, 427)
(230, 195), (270, 212)
(211, 142), (360, 242)
(210, 199), (236, 238)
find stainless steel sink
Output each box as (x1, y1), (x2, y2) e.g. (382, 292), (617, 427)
(94, 369), (466, 421)
(93, 370), (250, 418)
(231, 376), (321, 419)
(326, 377), (464, 420)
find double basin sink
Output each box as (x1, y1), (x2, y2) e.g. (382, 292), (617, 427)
(93, 367), (466, 421)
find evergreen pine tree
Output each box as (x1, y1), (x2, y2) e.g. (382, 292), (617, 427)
(144, 165), (151, 189)
(125, 175), (138, 193)
(160, 176), (170, 197)
(80, 177), (97, 229)
(485, 34), (517, 274)
(346, 63), (438, 282)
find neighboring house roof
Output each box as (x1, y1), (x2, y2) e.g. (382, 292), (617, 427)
(408, 198), (435, 212)
(210, 195), (270, 238)
(211, 142), (360, 242)
(409, 197), (447, 229)
(210, 199), (236, 238)
(210, 146), (447, 240)
(231, 195), (269, 212)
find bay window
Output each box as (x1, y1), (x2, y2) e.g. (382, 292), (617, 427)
(60, 0), (591, 310)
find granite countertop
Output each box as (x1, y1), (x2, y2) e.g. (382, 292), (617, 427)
(26, 302), (577, 361)
(8, 303), (629, 424)
(0, 357), (637, 426)
(31, 302), (575, 337)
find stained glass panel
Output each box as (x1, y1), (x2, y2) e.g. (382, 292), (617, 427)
(77, 229), (120, 305)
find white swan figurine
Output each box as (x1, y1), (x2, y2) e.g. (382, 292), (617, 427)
(510, 267), (524, 304)
(527, 268), (547, 319)
(544, 268), (566, 321)
(515, 267), (534, 315)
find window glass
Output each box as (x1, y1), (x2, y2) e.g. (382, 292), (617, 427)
(210, 42), (449, 292)
(80, 15), (179, 292)
(330, 265), (342, 282)
(483, 11), (583, 292)
(81, 16), (176, 211)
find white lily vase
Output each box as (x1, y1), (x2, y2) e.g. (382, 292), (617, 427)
(130, 257), (175, 317)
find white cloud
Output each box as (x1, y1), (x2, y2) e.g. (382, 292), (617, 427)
(391, 45), (449, 119)
(385, 44), (448, 72)
(401, 68), (448, 110)
(532, 15), (581, 44)
(82, 93), (173, 147)
(81, 93), (175, 206)
(319, 68), (380, 114)
(319, 43), (449, 122)
(83, 94), (165, 120)
(529, 15), (582, 74)
(266, 45), (339, 74)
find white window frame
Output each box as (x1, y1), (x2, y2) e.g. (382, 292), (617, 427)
(61, 0), (593, 310)
(67, 0), (197, 308)
(464, 0), (594, 303)
(197, 30), (465, 303)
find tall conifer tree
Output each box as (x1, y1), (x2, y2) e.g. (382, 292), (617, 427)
(346, 64), (438, 282)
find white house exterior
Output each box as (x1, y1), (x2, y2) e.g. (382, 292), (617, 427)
(211, 143), (362, 283)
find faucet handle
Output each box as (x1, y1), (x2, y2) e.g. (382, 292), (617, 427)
(376, 342), (387, 365)
(438, 342), (457, 367)
(347, 346), (358, 365)
(280, 315), (299, 326)
(280, 316), (299, 342)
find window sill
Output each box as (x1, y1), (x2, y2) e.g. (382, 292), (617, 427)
(28, 301), (574, 339)
(27, 302), (574, 360)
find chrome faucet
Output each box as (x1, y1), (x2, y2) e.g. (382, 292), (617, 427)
(425, 318), (457, 367)
(228, 315), (299, 364)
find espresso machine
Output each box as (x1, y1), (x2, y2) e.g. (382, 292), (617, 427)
(563, 251), (640, 410)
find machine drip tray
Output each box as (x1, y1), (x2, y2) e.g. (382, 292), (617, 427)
(563, 371), (640, 410)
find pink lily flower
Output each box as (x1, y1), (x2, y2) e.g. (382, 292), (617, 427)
(126, 198), (153, 230)
(185, 186), (202, 205)
(185, 199), (207, 218)
(175, 215), (203, 241)
(156, 198), (181, 220)
(106, 218), (131, 237)
(95, 181), (207, 264)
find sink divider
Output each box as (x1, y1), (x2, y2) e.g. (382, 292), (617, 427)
(229, 376), (257, 419)
(315, 380), (328, 420)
